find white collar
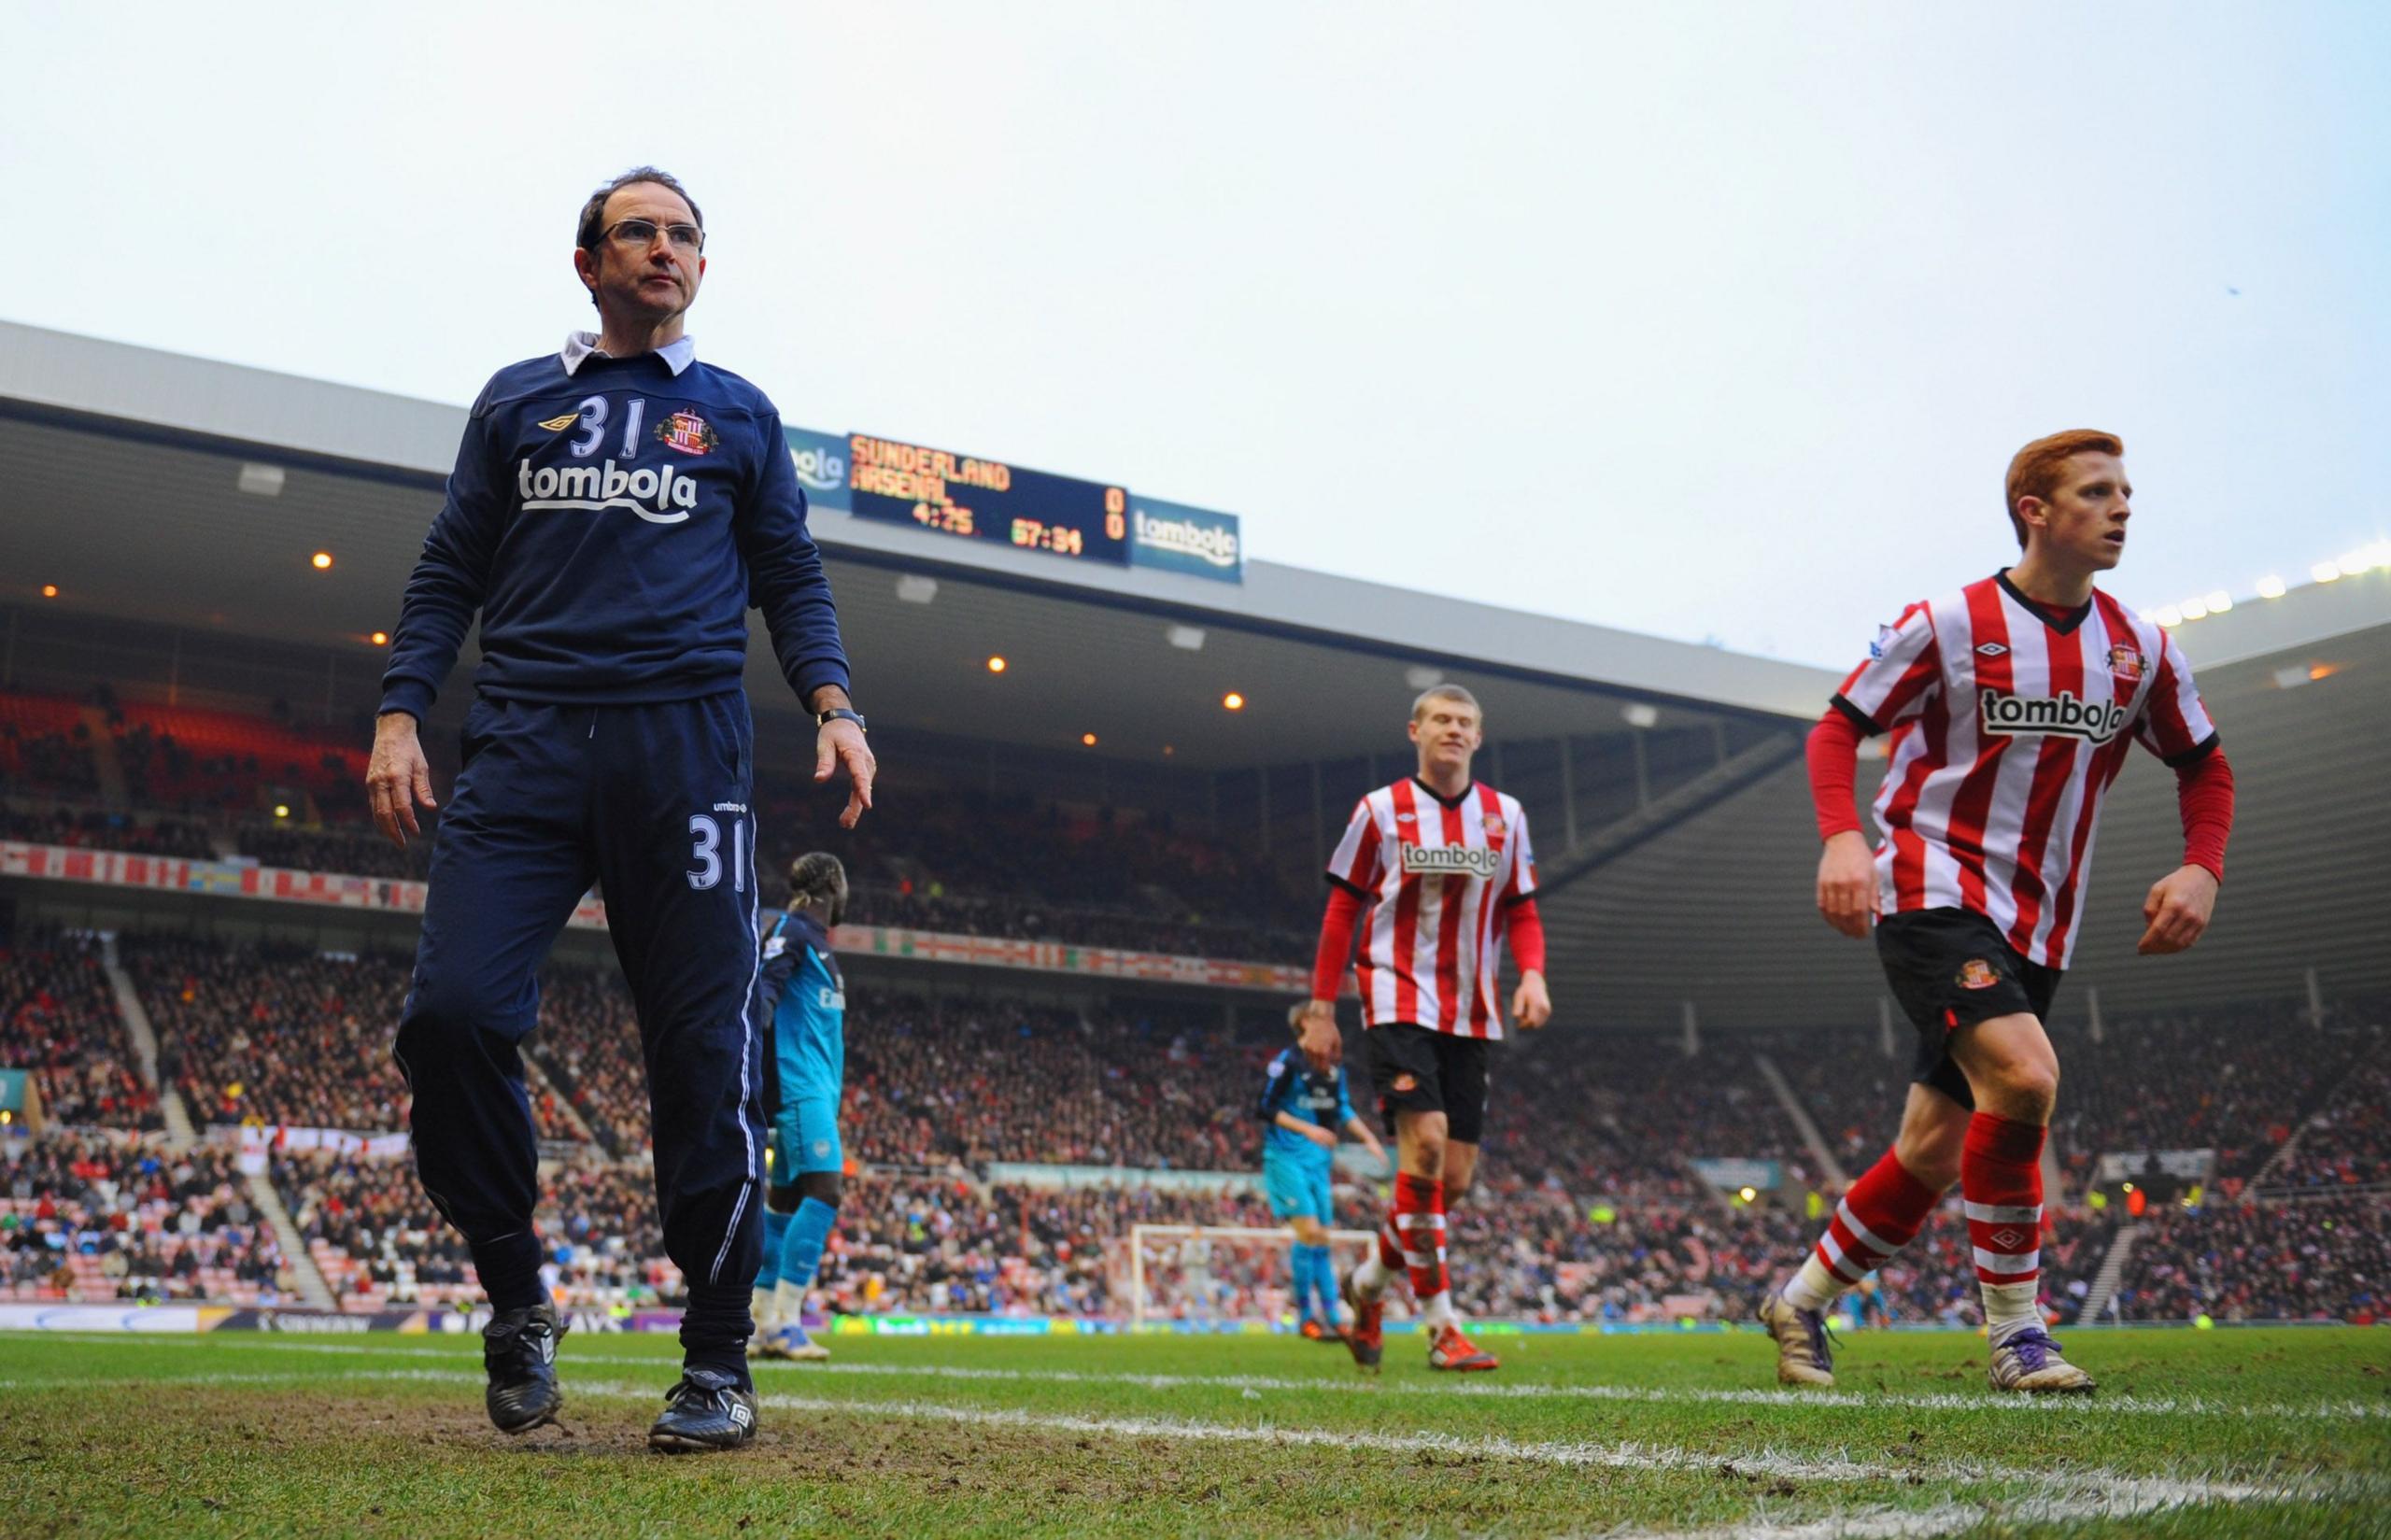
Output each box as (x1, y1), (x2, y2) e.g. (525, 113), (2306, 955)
(560, 331), (697, 376)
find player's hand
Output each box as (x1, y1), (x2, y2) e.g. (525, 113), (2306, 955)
(815, 718), (875, 828)
(1295, 1000), (1341, 1067)
(1816, 830), (1875, 940)
(1510, 970), (1552, 1030)
(2137, 864), (2218, 954)
(1304, 1123), (1338, 1151)
(366, 712), (436, 850)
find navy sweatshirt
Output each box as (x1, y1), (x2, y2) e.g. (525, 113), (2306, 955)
(378, 341), (850, 721)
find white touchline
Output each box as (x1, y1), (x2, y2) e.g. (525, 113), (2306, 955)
(1608, 1492), (2221, 1540)
(2, 1362), (2343, 1511)
(22, 1333), (2385, 1423)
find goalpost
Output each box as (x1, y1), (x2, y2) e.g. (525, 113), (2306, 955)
(1122, 1223), (1384, 1330)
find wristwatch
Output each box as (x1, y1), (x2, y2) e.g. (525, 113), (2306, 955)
(816, 707), (867, 732)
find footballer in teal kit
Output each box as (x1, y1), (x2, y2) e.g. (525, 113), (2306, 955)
(1258, 1007), (1387, 1340)
(750, 854), (850, 1363)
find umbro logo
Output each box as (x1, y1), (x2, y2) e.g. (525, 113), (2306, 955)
(1975, 643), (2009, 657)
(729, 1402), (754, 1430)
(537, 412), (580, 431)
(1990, 1227), (2027, 1250)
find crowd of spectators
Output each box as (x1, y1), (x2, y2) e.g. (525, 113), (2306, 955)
(1756, 1008), (2377, 1196)
(0, 802), (219, 858)
(235, 823), (431, 882)
(768, 787), (1316, 943)
(7, 915), (2383, 1321)
(1479, 1034), (1817, 1202)
(1, 1133), (296, 1304)
(0, 715), (100, 801)
(125, 937), (583, 1141)
(5, 688), (1317, 961)
(271, 1146), (670, 1309)
(2050, 1006), (2356, 1181)
(525, 968), (652, 1156)
(242, 1144), (2139, 1325)
(2262, 1028), (2389, 1191)
(1434, 1178), (2114, 1327)
(0, 926), (162, 1130)
(106, 696), (369, 824)
(124, 938), (414, 1133)
(2113, 1195), (2390, 1323)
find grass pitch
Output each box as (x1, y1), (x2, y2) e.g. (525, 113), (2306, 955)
(4, 1325), (2387, 1536)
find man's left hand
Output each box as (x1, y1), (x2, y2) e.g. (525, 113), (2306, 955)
(1510, 970), (1553, 1030)
(815, 718), (875, 828)
(2137, 865), (2219, 954)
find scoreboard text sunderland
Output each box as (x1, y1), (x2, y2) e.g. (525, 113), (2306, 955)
(847, 434), (1132, 566)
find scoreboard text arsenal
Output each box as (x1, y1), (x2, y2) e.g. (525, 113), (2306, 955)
(846, 434), (1131, 566)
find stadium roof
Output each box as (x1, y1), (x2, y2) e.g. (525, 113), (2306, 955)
(0, 319), (1830, 772)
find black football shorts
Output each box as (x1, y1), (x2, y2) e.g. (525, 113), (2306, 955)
(1365, 1021), (1491, 1144)
(1875, 907), (2064, 1111)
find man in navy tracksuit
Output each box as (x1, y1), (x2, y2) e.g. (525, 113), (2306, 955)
(369, 166), (874, 1453)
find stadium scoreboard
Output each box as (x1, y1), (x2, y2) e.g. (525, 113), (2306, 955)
(847, 434), (1131, 566)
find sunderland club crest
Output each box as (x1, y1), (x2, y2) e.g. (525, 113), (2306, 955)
(655, 410), (718, 456)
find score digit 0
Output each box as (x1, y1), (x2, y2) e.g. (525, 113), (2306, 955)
(1104, 487), (1127, 542)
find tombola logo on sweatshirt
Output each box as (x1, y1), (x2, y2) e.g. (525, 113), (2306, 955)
(516, 459), (697, 524)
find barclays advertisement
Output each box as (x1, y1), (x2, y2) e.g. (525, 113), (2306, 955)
(1128, 495), (1242, 583)
(784, 426), (851, 515)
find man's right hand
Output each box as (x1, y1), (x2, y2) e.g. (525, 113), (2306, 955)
(1304, 1123), (1338, 1151)
(367, 711), (438, 849)
(1816, 829), (1875, 939)
(1296, 1000), (1342, 1067)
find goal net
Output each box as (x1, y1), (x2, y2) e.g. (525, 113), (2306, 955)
(1116, 1223), (1386, 1329)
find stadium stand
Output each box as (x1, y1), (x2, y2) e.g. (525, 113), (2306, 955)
(0, 693), (102, 801)
(105, 695), (370, 823)
(124, 937), (587, 1143)
(2112, 1194), (2390, 1323)
(2051, 1007), (2364, 1182)
(3, 689), (1316, 960)
(0, 803), (218, 857)
(126, 936), (416, 1133)
(1, 1134), (295, 1304)
(0, 925), (162, 1131)
(2261, 1025), (2389, 1191)
(1, 913), (2370, 1325)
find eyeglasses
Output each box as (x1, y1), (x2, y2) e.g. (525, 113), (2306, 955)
(601, 218), (704, 252)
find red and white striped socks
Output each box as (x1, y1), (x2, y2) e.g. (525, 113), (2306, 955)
(1354, 1174), (1456, 1327)
(1962, 1111), (2045, 1342)
(1782, 1147), (1940, 1312)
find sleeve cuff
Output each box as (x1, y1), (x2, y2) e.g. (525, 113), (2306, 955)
(1324, 872), (1371, 900)
(377, 680), (433, 723)
(2162, 731), (2222, 770)
(795, 664), (854, 707)
(1829, 694), (1884, 736)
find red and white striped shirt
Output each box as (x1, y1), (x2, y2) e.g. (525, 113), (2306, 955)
(1324, 779), (1538, 1038)
(1835, 572), (2218, 968)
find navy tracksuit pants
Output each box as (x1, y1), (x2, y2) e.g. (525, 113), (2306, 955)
(392, 693), (765, 1374)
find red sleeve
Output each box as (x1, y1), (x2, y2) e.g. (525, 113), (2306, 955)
(1311, 884), (1365, 1002)
(2174, 748), (2234, 883)
(1505, 897), (1546, 974)
(1807, 706), (1868, 841)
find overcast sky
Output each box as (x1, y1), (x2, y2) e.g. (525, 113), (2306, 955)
(8, 3), (2386, 667)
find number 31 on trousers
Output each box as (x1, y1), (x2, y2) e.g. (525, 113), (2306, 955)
(687, 814), (745, 891)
